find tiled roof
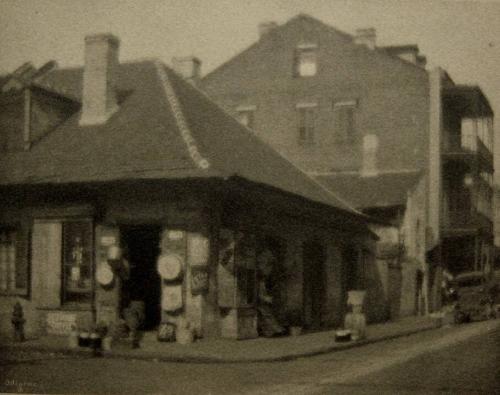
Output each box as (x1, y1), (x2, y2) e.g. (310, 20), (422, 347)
(315, 171), (423, 209)
(0, 59), (361, 217)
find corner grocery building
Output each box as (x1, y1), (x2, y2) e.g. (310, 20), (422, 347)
(0, 34), (376, 341)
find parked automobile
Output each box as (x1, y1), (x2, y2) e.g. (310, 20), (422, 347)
(448, 271), (497, 323)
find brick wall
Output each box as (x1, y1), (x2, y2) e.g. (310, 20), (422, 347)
(203, 16), (430, 173)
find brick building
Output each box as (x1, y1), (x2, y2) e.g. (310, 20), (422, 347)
(0, 34), (375, 340)
(202, 14), (495, 316)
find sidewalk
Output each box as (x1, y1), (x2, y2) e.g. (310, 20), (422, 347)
(0, 315), (441, 364)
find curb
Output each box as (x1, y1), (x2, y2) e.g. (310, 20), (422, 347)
(0, 321), (441, 364)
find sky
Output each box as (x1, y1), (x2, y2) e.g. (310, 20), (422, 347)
(1, 0), (499, 172)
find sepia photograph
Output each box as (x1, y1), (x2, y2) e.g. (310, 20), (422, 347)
(0, 0), (499, 394)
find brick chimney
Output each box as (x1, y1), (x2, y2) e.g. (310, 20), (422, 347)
(258, 21), (278, 39)
(354, 28), (376, 50)
(172, 56), (201, 86)
(361, 134), (379, 177)
(79, 33), (120, 126)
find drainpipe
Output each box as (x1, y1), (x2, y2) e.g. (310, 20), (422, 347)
(23, 88), (31, 150)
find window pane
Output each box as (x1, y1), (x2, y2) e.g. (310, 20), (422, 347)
(296, 49), (317, 77)
(62, 221), (92, 303)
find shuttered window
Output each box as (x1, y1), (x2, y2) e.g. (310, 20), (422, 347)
(297, 104), (316, 146)
(333, 100), (357, 143)
(32, 219), (93, 308)
(0, 225), (29, 295)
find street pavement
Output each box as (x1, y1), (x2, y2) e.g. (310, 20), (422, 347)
(0, 319), (498, 394)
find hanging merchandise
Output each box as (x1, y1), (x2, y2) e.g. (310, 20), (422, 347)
(190, 265), (209, 295)
(157, 253), (184, 281)
(162, 284), (183, 312)
(96, 262), (114, 287)
(157, 322), (176, 342)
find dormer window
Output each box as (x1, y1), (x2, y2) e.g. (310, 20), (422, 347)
(236, 105), (256, 129)
(295, 43), (318, 77)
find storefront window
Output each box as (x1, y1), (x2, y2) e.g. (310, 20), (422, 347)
(62, 221), (93, 304)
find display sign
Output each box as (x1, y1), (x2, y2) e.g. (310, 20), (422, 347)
(46, 312), (77, 335)
(167, 230), (184, 240)
(100, 236), (116, 246)
(96, 262), (114, 286)
(191, 266), (209, 295)
(188, 234), (209, 266)
(157, 254), (183, 280)
(162, 285), (183, 311)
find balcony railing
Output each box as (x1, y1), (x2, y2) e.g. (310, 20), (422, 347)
(443, 117), (493, 167)
(443, 208), (493, 233)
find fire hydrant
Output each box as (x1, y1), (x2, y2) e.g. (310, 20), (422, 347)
(11, 302), (26, 342)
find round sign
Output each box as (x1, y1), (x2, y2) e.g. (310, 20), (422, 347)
(162, 285), (183, 311)
(96, 262), (114, 286)
(157, 254), (183, 280)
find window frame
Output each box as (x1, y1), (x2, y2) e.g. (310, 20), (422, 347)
(60, 218), (94, 306)
(296, 103), (317, 146)
(294, 43), (318, 78)
(333, 99), (358, 143)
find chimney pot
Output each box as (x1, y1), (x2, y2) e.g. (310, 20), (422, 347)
(354, 28), (376, 50)
(258, 21), (278, 39)
(361, 134), (379, 177)
(79, 33), (120, 126)
(172, 56), (201, 86)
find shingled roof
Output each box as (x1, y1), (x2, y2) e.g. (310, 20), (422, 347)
(316, 171), (423, 210)
(0, 59), (361, 218)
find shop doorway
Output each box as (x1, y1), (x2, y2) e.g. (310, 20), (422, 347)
(121, 225), (162, 330)
(303, 240), (326, 330)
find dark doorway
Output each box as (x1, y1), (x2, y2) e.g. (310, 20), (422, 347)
(341, 244), (359, 313)
(121, 225), (162, 330)
(303, 240), (326, 330)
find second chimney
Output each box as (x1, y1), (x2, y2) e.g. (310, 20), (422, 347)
(79, 33), (120, 126)
(361, 134), (379, 177)
(258, 21), (278, 39)
(172, 56), (201, 86)
(354, 28), (376, 50)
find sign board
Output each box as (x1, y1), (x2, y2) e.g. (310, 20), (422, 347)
(46, 312), (77, 335)
(188, 234), (209, 266)
(100, 236), (116, 246)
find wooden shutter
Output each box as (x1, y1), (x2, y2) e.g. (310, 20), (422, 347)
(31, 221), (62, 308)
(14, 224), (30, 294)
(217, 229), (237, 307)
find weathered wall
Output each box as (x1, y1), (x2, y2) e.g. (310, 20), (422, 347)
(368, 174), (428, 320)
(203, 16), (430, 174)
(0, 183), (374, 339)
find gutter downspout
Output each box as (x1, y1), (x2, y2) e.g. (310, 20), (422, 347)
(23, 88), (31, 150)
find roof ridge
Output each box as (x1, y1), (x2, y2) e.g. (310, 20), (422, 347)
(153, 60), (210, 170)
